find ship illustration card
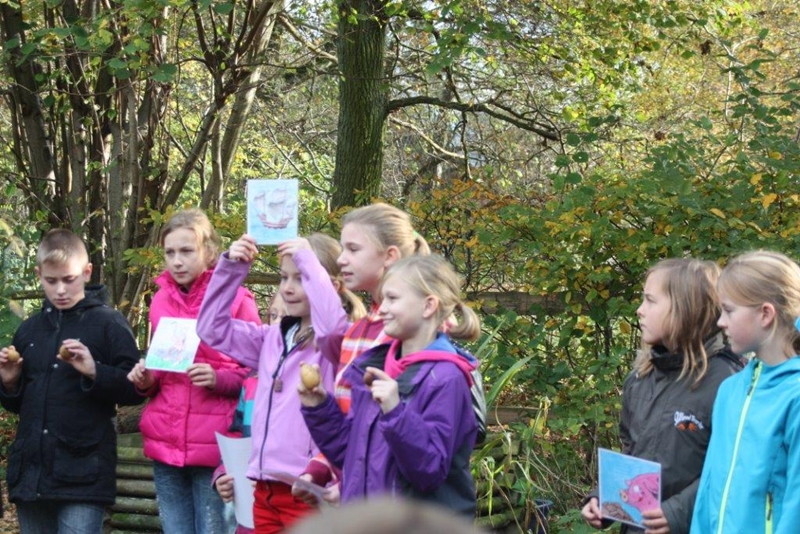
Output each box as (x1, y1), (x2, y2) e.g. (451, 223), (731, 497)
(145, 317), (201, 373)
(598, 448), (662, 529)
(246, 179), (299, 245)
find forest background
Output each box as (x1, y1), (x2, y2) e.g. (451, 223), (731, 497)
(0, 0), (797, 531)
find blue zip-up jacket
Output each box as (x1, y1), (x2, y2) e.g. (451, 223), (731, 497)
(691, 357), (800, 534)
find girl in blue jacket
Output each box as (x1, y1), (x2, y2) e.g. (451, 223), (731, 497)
(691, 250), (800, 534)
(299, 254), (480, 516)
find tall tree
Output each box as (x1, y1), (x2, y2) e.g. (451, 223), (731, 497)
(0, 0), (284, 323)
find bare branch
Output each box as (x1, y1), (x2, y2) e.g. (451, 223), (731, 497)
(386, 96), (559, 141)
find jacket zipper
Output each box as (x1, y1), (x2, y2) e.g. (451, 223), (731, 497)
(716, 360), (762, 534)
(765, 491), (773, 534)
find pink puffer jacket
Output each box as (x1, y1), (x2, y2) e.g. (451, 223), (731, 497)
(139, 268), (260, 467)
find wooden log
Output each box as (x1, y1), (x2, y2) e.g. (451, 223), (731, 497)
(111, 496), (160, 515)
(474, 509), (519, 530)
(116, 462), (155, 480)
(109, 512), (162, 530)
(116, 478), (156, 498)
(117, 446), (150, 463)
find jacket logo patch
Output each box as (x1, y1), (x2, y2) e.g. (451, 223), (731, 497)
(674, 411), (704, 431)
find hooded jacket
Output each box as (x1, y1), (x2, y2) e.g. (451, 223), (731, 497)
(691, 357), (800, 534)
(0, 286), (142, 504)
(196, 249), (348, 480)
(138, 268), (259, 468)
(302, 333), (479, 517)
(609, 334), (743, 534)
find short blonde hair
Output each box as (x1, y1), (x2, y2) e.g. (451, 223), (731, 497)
(718, 250), (800, 354)
(36, 229), (89, 267)
(160, 209), (221, 268)
(383, 254), (480, 341)
(341, 203), (430, 258)
(633, 258), (722, 385)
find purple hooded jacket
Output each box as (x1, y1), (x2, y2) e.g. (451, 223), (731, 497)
(302, 333), (478, 516)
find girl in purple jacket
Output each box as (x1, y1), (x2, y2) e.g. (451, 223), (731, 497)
(299, 254), (481, 516)
(197, 233), (364, 533)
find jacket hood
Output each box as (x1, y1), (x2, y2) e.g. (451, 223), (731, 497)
(41, 284), (109, 314)
(752, 354), (800, 389)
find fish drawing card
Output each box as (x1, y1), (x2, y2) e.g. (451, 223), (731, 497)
(246, 179), (299, 245)
(598, 448), (661, 529)
(145, 317), (201, 373)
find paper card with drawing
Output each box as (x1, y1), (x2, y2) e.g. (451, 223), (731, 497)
(598, 448), (661, 529)
(145, 317), (201, 373)
(216, 433), (255, 529)
(246, 179), (299, 245)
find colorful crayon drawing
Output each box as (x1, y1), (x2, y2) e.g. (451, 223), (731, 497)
(598, 448), (662, 529)
(145, 318), (201, 373)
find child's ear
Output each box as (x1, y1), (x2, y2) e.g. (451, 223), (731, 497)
(422, 295), (439, 319)
(759, 302), (777, 328)
(83, 262), (93, 282)
(384, 245), (401, 267)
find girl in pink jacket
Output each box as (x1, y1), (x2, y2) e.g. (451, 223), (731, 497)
(127, 209), (260, 534)
(197, 233), (364, 534)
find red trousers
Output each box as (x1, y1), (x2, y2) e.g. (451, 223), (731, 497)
(253, 480), (314, 533)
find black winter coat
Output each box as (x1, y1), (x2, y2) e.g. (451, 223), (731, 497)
(0, 286), (143, 504)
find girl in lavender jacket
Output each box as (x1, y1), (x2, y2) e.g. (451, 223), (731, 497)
(299, 254), (481, 517)
(197, 233), (364, 533)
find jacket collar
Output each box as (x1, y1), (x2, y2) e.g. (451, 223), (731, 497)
(650, 332), (727, 372)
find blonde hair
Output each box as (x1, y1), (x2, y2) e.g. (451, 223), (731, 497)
(633, 258), (722, 385)
(36, 229), (89, 267)
(160, 209), (221, 268)
(383, 254), (480, 341)
(341, 203), (430, 258)
(305, 233), (366, 322)
(717, 250), (800, 355)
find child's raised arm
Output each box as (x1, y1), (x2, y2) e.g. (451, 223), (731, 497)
(278, 237), (350, 365)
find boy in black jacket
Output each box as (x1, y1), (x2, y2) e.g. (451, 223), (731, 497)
(0, 229), (143, 533)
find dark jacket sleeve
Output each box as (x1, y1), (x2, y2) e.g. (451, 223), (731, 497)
(0, 327), (30, 413)
(661, 477), (699, 534)
(81, 311), (143, 406)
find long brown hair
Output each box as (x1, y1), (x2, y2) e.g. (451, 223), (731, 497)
(633, 258), (722, 385)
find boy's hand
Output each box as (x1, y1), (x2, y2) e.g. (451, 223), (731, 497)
(365, 367), (399, 414)
(277, 238), (311, 258)
(297, 363), (327, 408)
(0, 345), (23, 391)
(581, 497), (604, 529)
(58, 338), (97, 380)
(127, 359), (155, 390)
(229, 235), (258, 263)
(188, 363), (217, 389)
(215, 474), (235, 502)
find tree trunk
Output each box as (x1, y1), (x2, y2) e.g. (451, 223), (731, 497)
(331, 0), (388, 210)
